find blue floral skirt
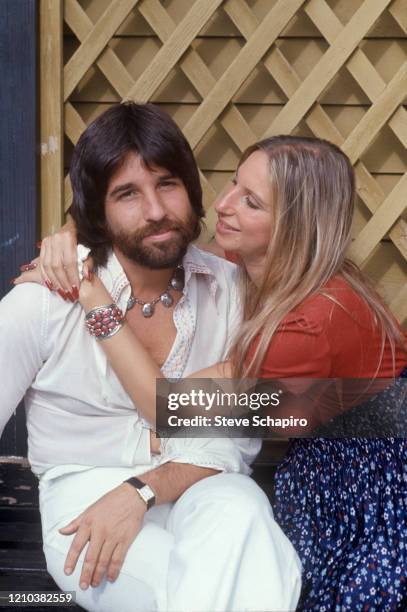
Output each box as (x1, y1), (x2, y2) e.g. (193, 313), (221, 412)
(274, 371), (407, 611)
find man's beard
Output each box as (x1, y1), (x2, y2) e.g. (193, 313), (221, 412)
(108, 215), (198, 269)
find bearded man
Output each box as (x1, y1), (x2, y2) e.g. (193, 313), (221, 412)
(0, 103), (300, 611)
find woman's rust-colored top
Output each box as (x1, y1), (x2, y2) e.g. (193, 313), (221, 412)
(224, 251), (407, 377)
(254, 276), (406, 379)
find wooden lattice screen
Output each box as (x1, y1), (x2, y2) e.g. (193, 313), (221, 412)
(40, 0), (407, 324)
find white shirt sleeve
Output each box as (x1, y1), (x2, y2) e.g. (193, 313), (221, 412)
(0, 283), (152, 472)
(0, 284), (48, 438)
(159, 435), (255, 475)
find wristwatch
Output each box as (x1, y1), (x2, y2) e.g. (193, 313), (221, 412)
(124, 476), (156, 510)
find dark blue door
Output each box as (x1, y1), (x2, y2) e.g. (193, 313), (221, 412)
(0, 0), (38, 457)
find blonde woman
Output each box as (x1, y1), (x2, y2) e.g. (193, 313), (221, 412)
(18, 136), (407, 610)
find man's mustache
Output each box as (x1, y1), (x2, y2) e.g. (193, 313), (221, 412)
(137, 219), (190, 240)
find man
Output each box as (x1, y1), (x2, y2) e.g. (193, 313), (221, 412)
(1, 103), (300, 611)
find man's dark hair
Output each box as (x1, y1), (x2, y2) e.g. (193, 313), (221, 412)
(69, 102), (204, 266)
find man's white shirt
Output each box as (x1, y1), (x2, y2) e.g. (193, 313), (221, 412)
(0, 244), (260, 478)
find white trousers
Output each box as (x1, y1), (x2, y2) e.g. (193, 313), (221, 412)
(39, 467), (301, 612)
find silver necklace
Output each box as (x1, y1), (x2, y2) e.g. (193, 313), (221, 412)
(127, 266), (184, 318)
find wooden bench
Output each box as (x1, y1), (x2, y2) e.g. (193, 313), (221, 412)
(0, 461), (84, 611)
(0, 441), (288, 610)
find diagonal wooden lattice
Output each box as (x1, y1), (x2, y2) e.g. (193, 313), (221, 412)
(40, 0), (407, 322)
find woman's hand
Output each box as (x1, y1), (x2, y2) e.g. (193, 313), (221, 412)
(13, 220), (88, 301)
(13, 259), (44, 287)
(79, 275), (115, 314)
(150, 431), (161, 454)
(38, 226), (80, 298)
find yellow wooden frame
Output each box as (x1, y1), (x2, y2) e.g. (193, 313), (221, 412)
(39, 0), (407, 322)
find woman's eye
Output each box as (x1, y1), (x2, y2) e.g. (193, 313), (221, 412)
(243, 195), (260, 209)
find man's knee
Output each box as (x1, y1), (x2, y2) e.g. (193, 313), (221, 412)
(168, 472), (273, 535)
(179, 472), (270, 510)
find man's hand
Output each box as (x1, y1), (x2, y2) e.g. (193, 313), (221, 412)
(59, 482), (147, 589)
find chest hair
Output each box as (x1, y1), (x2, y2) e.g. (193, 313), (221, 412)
(124, 301), (179, 368)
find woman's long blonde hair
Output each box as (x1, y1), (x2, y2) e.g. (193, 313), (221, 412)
(230, 135), (406, 378)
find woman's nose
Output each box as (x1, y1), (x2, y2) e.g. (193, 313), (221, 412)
(215, 183), (239, 214)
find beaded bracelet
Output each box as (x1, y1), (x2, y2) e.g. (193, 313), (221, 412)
(85, 303), (124, 340)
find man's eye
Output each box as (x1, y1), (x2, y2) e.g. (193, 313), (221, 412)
(119, 190), (137, 200)
(158, 180), (176, 189)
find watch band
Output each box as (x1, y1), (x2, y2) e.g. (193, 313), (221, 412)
(124, 476), (156, 510)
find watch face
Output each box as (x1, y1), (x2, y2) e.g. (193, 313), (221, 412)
(125, 477), (155, 508)
(141, 484), (155, 501)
